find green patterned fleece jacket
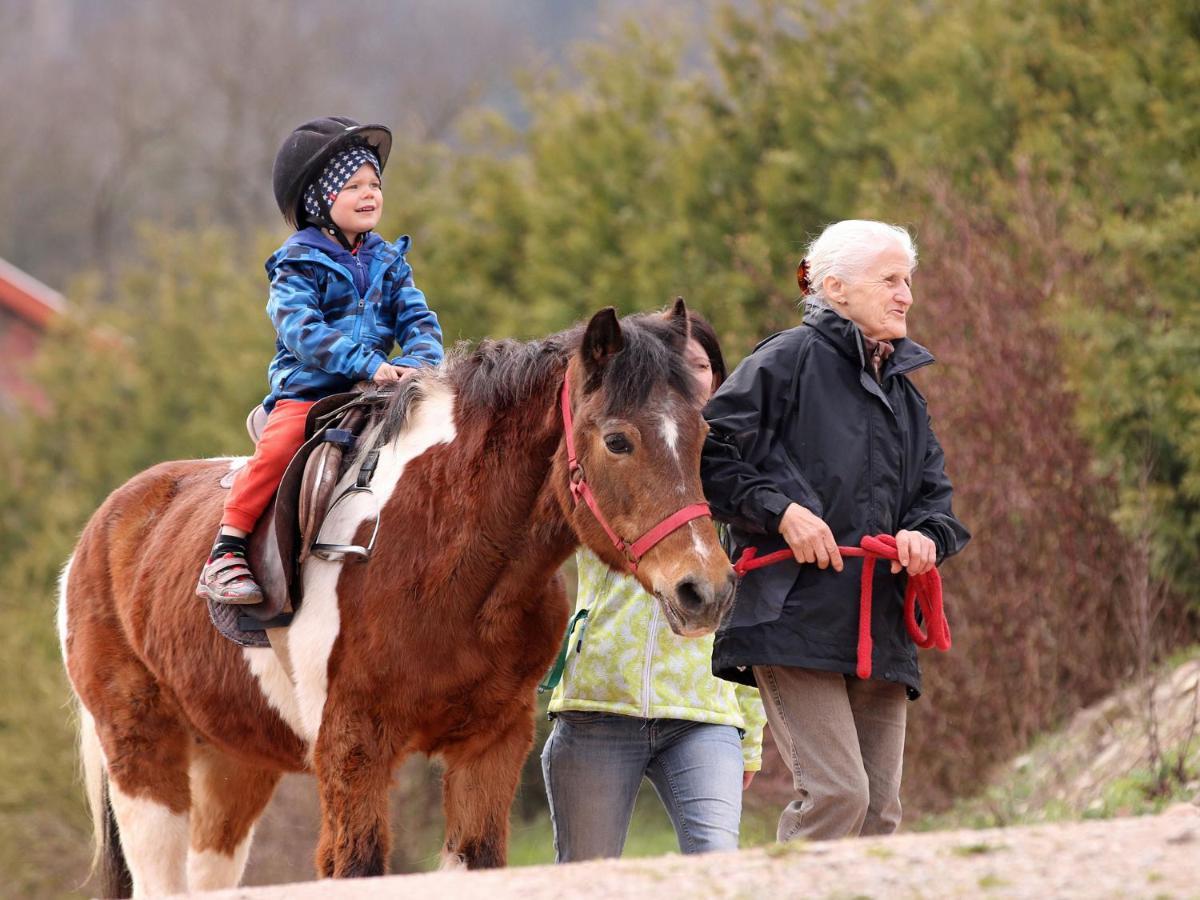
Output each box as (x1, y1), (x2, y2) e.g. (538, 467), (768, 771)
(548, 549), (767, 770)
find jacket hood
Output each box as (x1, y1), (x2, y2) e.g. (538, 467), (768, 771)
(286, 226), (385, 258)
(267, 227), (407, 277)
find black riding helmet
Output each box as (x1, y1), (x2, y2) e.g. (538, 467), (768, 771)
(272, 117), (392, 230)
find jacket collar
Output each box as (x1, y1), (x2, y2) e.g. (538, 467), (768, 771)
(269, 229), (405, 277)
(804, 306), (934, 378)
(287, 227), (385, 261)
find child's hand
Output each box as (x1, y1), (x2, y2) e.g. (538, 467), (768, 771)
(372, 363), (419, 384)
(372, 363), (403, 383)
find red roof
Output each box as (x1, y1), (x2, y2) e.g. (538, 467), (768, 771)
(0, 257), (65, 329)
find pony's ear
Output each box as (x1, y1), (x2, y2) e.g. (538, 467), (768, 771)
(665, 296), (690, 348)
(581, 307), (624, 383)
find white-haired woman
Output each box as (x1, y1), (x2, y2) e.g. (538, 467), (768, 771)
(701, 220), (970, 842)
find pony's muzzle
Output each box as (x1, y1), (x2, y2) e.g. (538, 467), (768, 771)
(664, 570), (736, 637)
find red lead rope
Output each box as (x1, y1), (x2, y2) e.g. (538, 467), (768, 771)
(732, 533), (951, 679)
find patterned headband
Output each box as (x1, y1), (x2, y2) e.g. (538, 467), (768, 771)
(302, 144), (382, 224)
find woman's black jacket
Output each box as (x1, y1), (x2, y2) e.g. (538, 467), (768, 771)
(701, 308), (970, 697)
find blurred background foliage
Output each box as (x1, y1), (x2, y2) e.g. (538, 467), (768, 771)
(0, 0), (1197, 895)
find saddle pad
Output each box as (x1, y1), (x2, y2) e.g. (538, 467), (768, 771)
(201, 510), (293, 647)
(206, 383), (399, 649)
(271, 389), (368, 607)
(205, 594), (271, 648)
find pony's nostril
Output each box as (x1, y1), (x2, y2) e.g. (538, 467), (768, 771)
(675, 578), (708, 612)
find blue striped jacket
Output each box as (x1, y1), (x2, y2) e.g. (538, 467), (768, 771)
(263, 228), (443, 410)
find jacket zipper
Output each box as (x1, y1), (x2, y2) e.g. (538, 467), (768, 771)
(352, 253), (367, 342)
(288, 249), (391, 345)
(867, 401), (878, 532)
(641, 602), (661, 717)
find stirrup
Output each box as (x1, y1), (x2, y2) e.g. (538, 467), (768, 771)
(306, 445), (383, 563)
(309, 486), (380, 561)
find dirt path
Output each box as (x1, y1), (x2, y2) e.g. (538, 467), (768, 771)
(176, 803), (1199, 899)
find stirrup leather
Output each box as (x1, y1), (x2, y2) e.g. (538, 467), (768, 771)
(309, 449), (382, 561)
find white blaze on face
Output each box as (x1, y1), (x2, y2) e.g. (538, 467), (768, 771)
(658, 407), (680, 459)
(277, 381), (458, 749)
(689, 521), (713, 562)
(642, 399), (716, 598)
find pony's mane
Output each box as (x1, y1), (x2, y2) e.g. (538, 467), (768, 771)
(380, 312), (697, 441)
(447, 327), (582, 413)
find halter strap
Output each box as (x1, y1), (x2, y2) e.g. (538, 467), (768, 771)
(560, 375), (711, 573)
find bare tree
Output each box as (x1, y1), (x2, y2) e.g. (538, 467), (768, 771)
(0, 0), (552, 287)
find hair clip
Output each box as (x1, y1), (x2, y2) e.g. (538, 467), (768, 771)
(796, 259), (813, 296)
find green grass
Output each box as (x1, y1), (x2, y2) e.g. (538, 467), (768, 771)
(915, 646), (1200, 833)
(977, 872), (1010, 890)
(918, 746), (1199, 834)
(1087, 751), (1200, 820)
(762, 839), (809, 859)
(912, 726), (1077, 832)
(1163, 643), (1200, 671)
(507, 785), (681, 866)
(950, 841), (1006, 856)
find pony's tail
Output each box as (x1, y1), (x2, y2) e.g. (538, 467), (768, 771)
(80, 707), (132, 898)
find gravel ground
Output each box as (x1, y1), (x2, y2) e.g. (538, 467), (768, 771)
(172, 803), (1200, 899)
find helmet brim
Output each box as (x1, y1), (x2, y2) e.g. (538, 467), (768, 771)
(281, 123), (394, 229)
(337, 124), (392, 173)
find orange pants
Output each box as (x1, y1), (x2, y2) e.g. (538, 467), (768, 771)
(222, 399), (316, 533)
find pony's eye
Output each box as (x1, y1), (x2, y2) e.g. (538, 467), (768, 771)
(604, 433), (633, 455)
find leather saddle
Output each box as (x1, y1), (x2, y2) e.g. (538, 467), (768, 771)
(206, 382), (400, 649)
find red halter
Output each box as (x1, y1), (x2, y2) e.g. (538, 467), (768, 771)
(560, 376), (712, 573)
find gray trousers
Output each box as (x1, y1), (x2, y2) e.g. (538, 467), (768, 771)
(753, 665), (907, 842)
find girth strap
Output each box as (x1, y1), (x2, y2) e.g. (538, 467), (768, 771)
(237, 612), (295, 631)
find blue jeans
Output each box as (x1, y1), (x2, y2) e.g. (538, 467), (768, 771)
(540, 712), (744, 861)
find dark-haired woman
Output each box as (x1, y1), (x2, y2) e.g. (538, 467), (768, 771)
(540, 312), (766, 862)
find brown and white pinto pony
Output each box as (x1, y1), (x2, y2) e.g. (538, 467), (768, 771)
(59, 301), (735, 897)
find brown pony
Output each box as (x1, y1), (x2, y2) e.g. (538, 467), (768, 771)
(59, 302), (735, 897)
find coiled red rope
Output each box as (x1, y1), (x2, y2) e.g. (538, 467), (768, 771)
(732, 533), (951, 680)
